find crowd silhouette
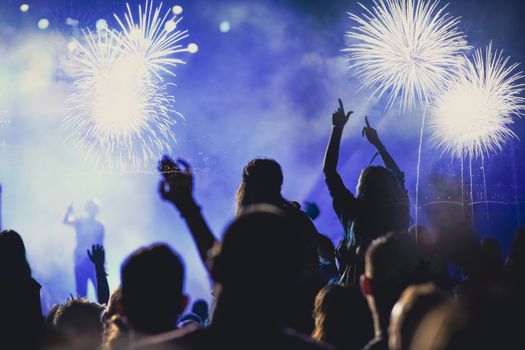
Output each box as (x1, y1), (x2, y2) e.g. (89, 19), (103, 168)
(1, 99), (524, 349)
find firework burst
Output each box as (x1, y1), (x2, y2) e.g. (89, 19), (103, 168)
(345, 0), (470, 110)
(64, 1), (197, 171)
(429, 43), (525, 159)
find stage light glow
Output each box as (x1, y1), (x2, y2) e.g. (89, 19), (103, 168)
(38, 18), (50, 30)
(344, 0), (470, 110)
(64, 1), (195, 170)
(20, 4), (30, 12)
(219, 21), (231, 33)
(430, 44), (525, 159)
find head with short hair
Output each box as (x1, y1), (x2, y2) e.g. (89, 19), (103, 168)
(410, 284), (522, 350)
(53, 297), (105, 350)
(211, 205), (308, 327)
(361, 232), (422, 335)
(235, 159), (285, 215)
(389, 283), (449, 350)
(85, 198), (100, 217)
(121, 243), (187, 334)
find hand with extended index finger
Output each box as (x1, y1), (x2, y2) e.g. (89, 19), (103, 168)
(332, 98), (353, 128)
(362, 116), (381, 147)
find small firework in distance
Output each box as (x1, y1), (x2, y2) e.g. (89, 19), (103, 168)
(430, 43), (525, 159)
(64, 1), (198, 171)
(345, 0), (470, 111)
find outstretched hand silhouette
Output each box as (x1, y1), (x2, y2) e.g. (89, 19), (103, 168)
(362, 116), (382, 147)
(87, 244), (105, 268)
(158, 156), (194, 210)
(332, 98), (353, 127)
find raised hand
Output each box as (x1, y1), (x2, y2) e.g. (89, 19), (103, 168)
(332, 98), (353, 127)
(362, 116), (382, 147)
(158, 156), (194, 210)
(87, 244), (105, 268)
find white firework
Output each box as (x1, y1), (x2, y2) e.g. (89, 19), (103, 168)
(430, 43), (525, 159)
(64, 1), (197, 171)
(345, 0), (470, 110)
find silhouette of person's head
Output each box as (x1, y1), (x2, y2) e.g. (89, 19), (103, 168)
(389, 283), (448, 350)
(0, 229), (31, 281)
(411, 283), (522, 350)
(211, 205), (306, 326)
(53, 297), (105, 350)
(235, 159), (285, 215)
(356, 166), (403, 201)
(360, 232), (421, 338)
(312, 285), (373, 350)
(85, 198), (100, 218)
(121, 244), (187, 334)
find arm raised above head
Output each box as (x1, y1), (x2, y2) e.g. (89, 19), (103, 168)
(63, 203), (75, 226)
(158, 156), (217, 272)
(362, 117), (404, 184)
(323, 99), (353, 176)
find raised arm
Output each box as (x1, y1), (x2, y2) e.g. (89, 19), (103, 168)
(63, 203), (75, 226)
(158, 156), (217, 271)
(323, 99), (353, 176)
(87, 244), (110, 305)
(362, 117), (404, 185)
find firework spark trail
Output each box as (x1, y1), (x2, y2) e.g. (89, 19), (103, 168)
(345, 0), (470, 111)
(430, 43), (525, 160)
(64, 1), (197, 171)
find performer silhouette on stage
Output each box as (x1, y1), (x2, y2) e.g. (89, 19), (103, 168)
(63, 199), (105, 297)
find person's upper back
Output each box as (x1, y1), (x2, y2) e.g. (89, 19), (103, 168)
(132, 326), (333, 350)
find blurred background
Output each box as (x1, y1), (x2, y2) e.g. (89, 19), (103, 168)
(0, 0), (524, 312)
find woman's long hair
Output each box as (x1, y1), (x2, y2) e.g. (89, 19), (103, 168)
(357, 166), (409, 225)
(0, 230), (32, 281)
(235, 158), (286, 215)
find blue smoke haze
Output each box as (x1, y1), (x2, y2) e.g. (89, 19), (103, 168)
(0, 0), (524, 311)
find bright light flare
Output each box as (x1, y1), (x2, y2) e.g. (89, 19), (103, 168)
(430, 44), (525, 159)
(345, 0), (470, 110)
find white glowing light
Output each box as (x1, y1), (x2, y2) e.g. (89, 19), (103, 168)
(430, 44), (525, 159)
(172, 5), (183, 15)
(67, 40), (78, 53)
(187, 43), (198, 54)
(345, 0), (470, 111)
(96, 19), (108, 32)
(219, 21), (230, 33)
(20, 4), (30, 12)
(64, 0), (195, 170)
(38, 18), (50, 30)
